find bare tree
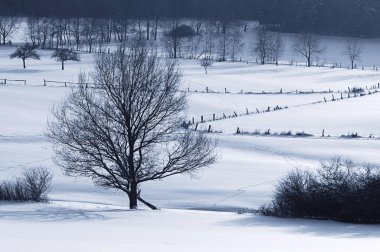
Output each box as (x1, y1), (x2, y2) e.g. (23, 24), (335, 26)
(0, 16), (19, 45)
(70, 18), (83, 50)
(230, 26), (244, 61)
(252, 29), (273, 65)
(200, 57), (213, 74)
(343, 38), (364, 69)
(82, 18), (99, 53)
(216, 29), (231, 61)
(51, 48), (80, 70)
(271, 33), (285, 65)
(202, 22), (216, 57)
(27, 17), (40, 46)
(163, 21), (196, 59)
(10, 44), (40, 69)
(293, 33), (326, 67)
(47, 44), (217, 210)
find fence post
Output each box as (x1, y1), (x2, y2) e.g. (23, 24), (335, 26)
(4, 79), (6, 84)
(194, 123), (198, 131)
(322, 129), (325, 137)
(44, 79), (46, 86)
(246, 108), (249, 115)
(208, 125), (212, 132)
(201, 116), (204, 123)
(213, 114), (215, 121)
(236, 127), (240, 134)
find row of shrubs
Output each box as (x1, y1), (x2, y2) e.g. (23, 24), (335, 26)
(0, 167), (52, 202)
(261, 157), (380, 223)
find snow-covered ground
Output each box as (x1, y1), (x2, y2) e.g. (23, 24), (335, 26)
(2, 203), (380, 252)
(1, 41), (380, 251)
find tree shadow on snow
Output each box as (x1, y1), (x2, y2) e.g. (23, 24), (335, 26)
(224, 214), (380, 238)
(0, 202), (129, 222)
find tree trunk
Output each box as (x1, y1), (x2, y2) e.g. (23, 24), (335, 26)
(154, 18), (158, 41)
(62, 61), (64, 70)
(307, 58), (311, 67)
(23, 59), (26, 69)
(129, 182), (138, 209)
(351, 60), (354, 70)
(146, 20), (150, 40)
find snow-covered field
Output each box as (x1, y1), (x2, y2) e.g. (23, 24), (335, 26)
(1, 39), (380, 251)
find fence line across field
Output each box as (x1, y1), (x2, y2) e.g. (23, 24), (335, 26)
(2, 78), (380, 98)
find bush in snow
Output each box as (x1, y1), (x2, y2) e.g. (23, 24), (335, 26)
(0, 167), (52, 202)
(261, 156), (380, 223)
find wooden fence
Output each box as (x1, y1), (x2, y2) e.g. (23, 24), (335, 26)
(0, 78), (26, 85)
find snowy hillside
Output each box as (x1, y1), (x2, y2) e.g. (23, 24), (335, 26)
(1, 35), (380, 251)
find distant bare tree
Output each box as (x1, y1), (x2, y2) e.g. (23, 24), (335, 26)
(230, 26), (244, 61)
(163, 21), (196, 59)
(203, 22), (216, 57)
(47, 44), (217, 210)
(82, 18), (99, 53)
(193, 20), (203, 35)
(51, 48), (81, 70)
(343, 38), (364, 69)
(200, 57), (213, 74)
(293, 33), (326, 67)
(216, 25), (234, 62)
(70, 18), (83, 50)
(27, 17), (40, 46)
(10, 44), (40, 69)
(271, 33), (285, 65)
(0, 16), (19, 45)
(253, 29), (273, 65)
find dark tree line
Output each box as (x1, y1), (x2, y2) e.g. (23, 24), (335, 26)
(1, 0), (379, 37)
(256, 0), (380, 37)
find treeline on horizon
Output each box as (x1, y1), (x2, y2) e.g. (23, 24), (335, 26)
(1, 0), (379, 37)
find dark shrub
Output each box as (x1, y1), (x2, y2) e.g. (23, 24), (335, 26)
(261, 157), (380, 223)
(0, 167), (52, 202)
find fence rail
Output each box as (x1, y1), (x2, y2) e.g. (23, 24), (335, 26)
(0, 78), (26, 85)
(43, 79), (93, 87)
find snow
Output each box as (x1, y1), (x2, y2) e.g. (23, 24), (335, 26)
(198, 92), (380, 136)
(1, 34), (380, 251)
(1, 203), (380, 252)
